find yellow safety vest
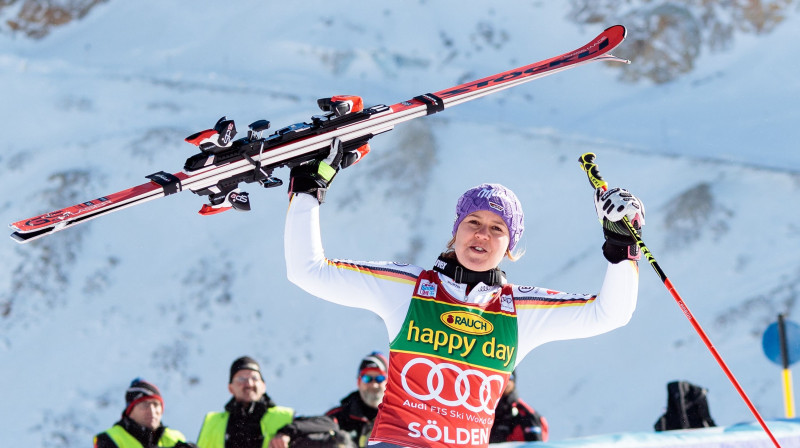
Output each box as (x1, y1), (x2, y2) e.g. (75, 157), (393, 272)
(196, 405), (294, 448)
(100, 424), (186, 447)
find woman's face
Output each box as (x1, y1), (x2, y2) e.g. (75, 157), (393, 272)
(453, 210), (509, 272)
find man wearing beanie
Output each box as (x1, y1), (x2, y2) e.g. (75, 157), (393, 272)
(93, 378), (190, 448)
(325, 352), (388, 448)
(197, 356), (294, 448)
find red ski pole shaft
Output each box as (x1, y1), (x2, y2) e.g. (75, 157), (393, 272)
(578, 153), (782, 448)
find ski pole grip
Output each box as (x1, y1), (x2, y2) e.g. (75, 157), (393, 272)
(579, 152), (643, 243)
(578, 152), (608, 191)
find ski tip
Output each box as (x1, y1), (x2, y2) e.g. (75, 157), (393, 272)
(9, 225), (57, 244)
(591, 25), (628, 57)
(605, 24), (627, 38)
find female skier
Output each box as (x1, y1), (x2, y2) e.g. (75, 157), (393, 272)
(284, 140), (644, 448)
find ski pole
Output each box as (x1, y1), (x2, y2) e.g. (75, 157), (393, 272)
(578, 152), (782, 448)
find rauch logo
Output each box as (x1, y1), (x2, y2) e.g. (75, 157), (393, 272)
(440, 312), (493, 336)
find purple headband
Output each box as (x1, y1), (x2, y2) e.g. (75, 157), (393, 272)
(453, 183), (524, 251)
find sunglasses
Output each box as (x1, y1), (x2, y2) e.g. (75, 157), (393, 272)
(360, 374), (386, 384)
(233, 375), (262, 384)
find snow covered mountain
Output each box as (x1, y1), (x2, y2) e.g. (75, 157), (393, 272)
(1, 1), (799, 446)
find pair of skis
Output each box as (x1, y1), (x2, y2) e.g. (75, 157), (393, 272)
(9, 25), (629, 243)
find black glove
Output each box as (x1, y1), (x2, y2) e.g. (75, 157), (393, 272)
(594, 187), (645, 263)
(288, 137), (369, 204)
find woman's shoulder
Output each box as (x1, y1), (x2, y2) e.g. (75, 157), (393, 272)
(508, 285), (595, 302)
(329, 258), (425, 282)
(509, 285), (598, 313)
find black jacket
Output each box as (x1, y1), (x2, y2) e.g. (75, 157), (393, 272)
(224, 393), (280, 448)
(489, 390), (548, 443)
(325, 391), (378, 447)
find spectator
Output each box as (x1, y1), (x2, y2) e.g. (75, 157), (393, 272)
(94, 378), (189, 448)
(489, 371), (548, 443)
(325, 352), (389, 447)
(197, 356), (294, 448)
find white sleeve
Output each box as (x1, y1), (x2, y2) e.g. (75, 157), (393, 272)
(284, 193), (422, 337)
(513, 260), (639, 364)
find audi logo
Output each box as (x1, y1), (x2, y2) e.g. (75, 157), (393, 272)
(401, 357), (504, 415)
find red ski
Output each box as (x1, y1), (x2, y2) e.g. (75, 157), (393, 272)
(9, 25), (629, 243)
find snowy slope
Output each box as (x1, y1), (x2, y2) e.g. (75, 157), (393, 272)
(1, 1), (799, 447)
